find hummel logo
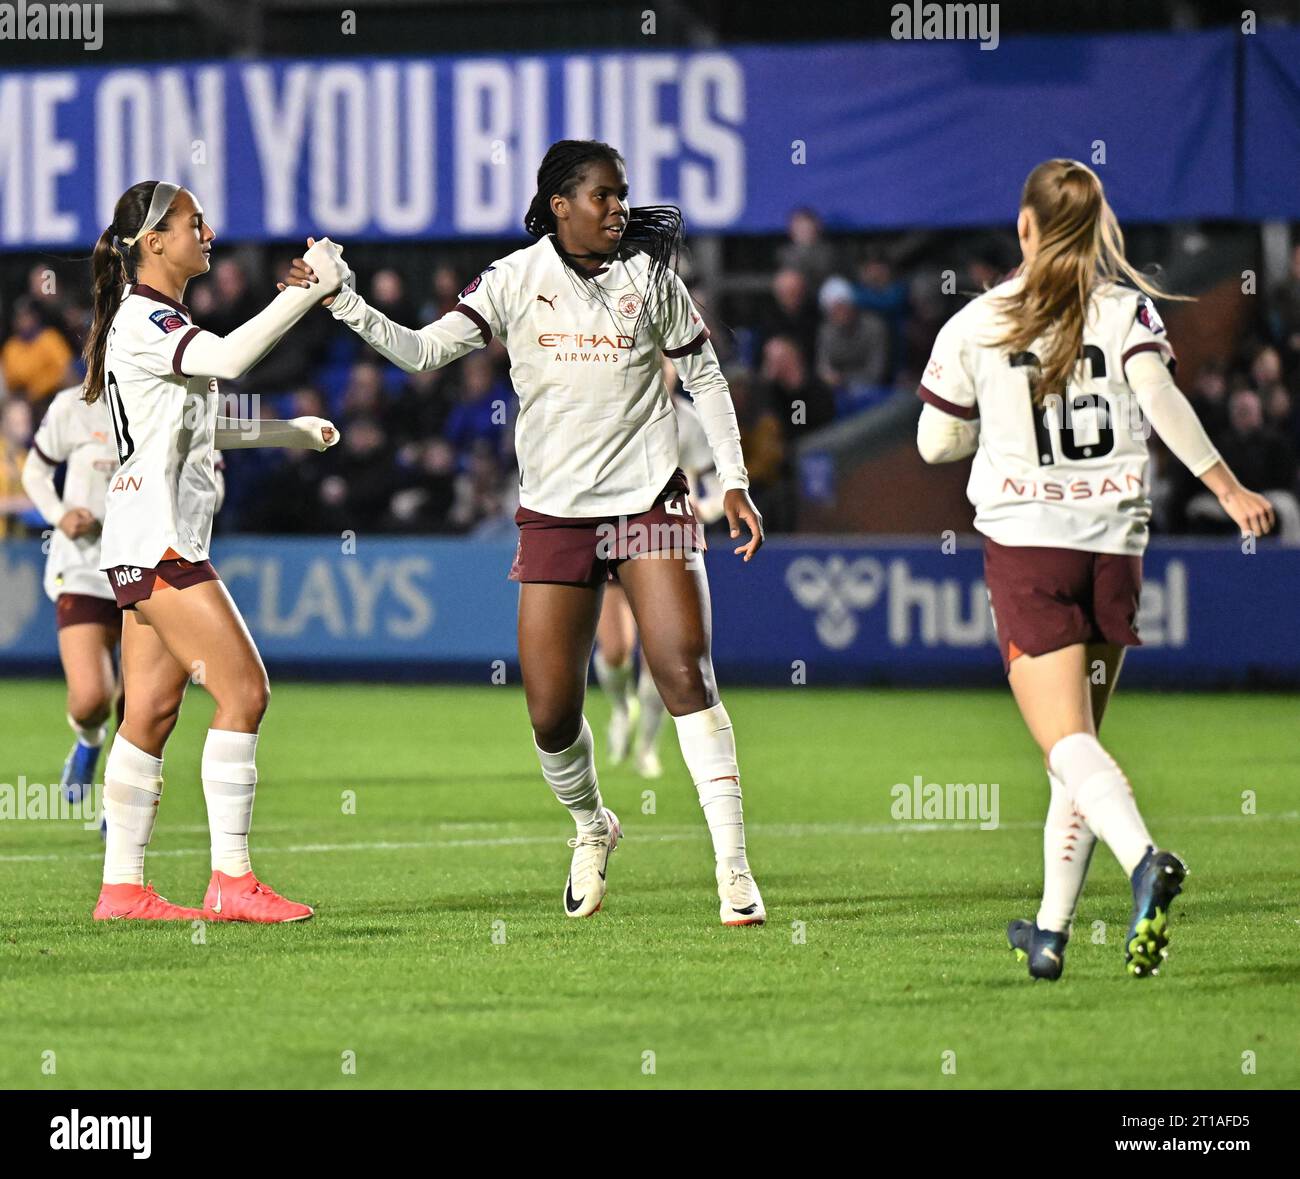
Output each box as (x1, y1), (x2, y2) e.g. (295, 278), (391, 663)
(536, 294), (558, 309)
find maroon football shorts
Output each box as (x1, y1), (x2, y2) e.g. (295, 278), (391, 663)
(983, 537), (1142, 673)
(510, 468), (706, 586)
(106, 553), (221, 610)
(56, 593), (123, 632)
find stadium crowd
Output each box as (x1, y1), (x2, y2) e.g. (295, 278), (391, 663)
(2, 213), (1299, 541)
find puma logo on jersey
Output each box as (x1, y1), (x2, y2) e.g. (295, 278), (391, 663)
(91, 430), (108, 443)
(536, 294), (558, 309)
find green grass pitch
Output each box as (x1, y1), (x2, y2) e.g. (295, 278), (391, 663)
(1, 678), (1297, 1089)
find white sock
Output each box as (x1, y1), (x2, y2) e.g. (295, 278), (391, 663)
(102, 735), (163, 886)
(536, 717), (606, 833)
(68, 713), (107, 748)
(593, 652), (633, 716)
(1049, 732), (1153, 877)
(201, 728), (258, 877)
(1036, 771), (1096, 935)
(636, 663), (666, 751)
(673, 702), (748, 873)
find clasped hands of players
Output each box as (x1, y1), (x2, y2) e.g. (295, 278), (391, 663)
(278, 238), (766, 562)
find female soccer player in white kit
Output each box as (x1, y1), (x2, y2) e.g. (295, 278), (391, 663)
(23, 386), (132, 804)
(917, 159), (1274, 979)
(285, 140), (766, 926)
(23, 385), (225, 813)
(82, 180), (347, 921)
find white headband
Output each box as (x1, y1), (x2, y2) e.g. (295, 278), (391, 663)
(120, 182), (180, 246)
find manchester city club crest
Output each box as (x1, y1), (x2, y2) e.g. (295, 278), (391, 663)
(618, 292), (642, 318)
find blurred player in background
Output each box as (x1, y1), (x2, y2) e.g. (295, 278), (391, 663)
(917, 158), (1275, 979)
(593, 365), (726, 780)
(22, 384), (225, 817)
(287, 139), (768, 926)
(82, 179), (345, 922)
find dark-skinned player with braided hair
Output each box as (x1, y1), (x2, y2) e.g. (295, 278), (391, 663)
(282, 140), (766, 926)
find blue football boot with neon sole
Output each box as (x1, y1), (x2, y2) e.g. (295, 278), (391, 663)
(1125, 848), (1187, 978)
(1007, 919), (1069, 980)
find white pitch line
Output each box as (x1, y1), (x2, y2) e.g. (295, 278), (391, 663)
(0, 812), (1293, 864)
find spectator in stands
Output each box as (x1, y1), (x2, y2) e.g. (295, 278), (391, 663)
(1216, 389), (1297, 495)
(317, 415), (400, 534)
(389, 366), (451, 445)
(777, 207), (836, 292)
(390, 437), (458, 533)
(759, 334), (835, 440)
(200, 258), (261, 339)
(852, 250), (910, 379)
(1188, 361), (1229, 440)
(1184, 387), (1298, 541)
(2, 297), (73, 409)
(0, 397), (34, 537)
(758, 268), (820, 366)
(1263, 382), (1298, 448)
(449, 438), (511, 533)
(443, 352), (508, 460)
(341, 362), (389, 426)
(420, 264), (463, 323)
(727, 366), (788, 524)
(816, 275), (888, 391)
(370, 268), (416, 326)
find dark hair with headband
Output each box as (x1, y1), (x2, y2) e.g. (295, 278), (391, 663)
(82, 180), (176, 405)
(524, 139), (684, 338)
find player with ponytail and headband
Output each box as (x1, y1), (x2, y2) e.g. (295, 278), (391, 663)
(283, 140), (767, 926)
(917, 159), (1275, 979)
(84, 179), (348, 922)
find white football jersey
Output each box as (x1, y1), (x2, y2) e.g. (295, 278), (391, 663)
(455, 236), (711, 517)
(98, 284), (221, 569)
(31, 385), (119, 602)
(919, 275), (1175, 555)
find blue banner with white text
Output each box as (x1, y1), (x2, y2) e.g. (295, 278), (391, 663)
(1, 537), (1297, 687)
(3, 28), (1293, 251)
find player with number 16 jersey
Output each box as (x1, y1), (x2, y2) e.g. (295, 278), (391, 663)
(917, 159), (1275, 986)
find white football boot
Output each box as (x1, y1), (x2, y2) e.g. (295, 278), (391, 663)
(718, 865), (766, 926)
(632, 740), (663, 779)
(564, 808), (622, 918)
(607, 696), (637, 765)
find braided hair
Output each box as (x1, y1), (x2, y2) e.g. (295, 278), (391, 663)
(524, 140), (684, 339)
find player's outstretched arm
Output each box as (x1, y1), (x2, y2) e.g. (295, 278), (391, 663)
(669, 340), (763, 559)
(279, 239), (486, 374)
(1126, 349), (1275, 538)
(179, 239), (346, 382)
(916, 401), (979, 463)
(213, 416), (341, 452)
